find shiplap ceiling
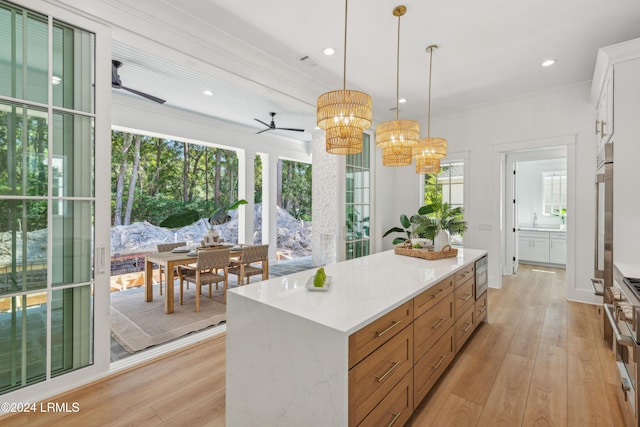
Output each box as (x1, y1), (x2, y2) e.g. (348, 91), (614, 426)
(106, 0), (640, 142)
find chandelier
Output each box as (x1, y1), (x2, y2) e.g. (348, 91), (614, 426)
(414, 45), (447, 174)
(317, 0), (372, 154)
(376, 5), (420, 166)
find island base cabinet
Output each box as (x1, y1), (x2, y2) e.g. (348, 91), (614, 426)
(413, 327), (454, 405)
(455, 306), (475, 353)
(358, 371), (413, 427)
(475, 291), (488, 324)
(349, 325), (413, 426)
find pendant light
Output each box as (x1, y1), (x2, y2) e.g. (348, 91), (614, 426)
(376, 5), (420, 167)
(414, 45), (447, 174)
(317, 0), (372, 155)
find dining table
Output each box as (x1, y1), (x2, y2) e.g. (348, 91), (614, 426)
(145, 245), (243, 313)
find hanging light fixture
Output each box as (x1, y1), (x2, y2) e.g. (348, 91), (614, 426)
(376, 5), (420, 167)
(414, 45), (447, 174)
(317, 0), (372, 155)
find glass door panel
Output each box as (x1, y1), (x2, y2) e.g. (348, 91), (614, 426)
(345, 134), (370, 260)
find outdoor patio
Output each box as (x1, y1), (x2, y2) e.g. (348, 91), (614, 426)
(110, 256), (314, 361)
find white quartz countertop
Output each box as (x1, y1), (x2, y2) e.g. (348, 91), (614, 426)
(518, 227), (566, 232)
(228, 248), (487, 335)
(616, 262), (640, 279)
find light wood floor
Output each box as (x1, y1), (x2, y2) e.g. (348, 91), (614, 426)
(1, 264), (631, 426)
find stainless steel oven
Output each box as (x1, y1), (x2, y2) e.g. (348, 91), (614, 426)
(604, 265), (640, 424)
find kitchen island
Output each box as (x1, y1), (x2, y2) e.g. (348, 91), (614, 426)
(226, 248), (487, 427)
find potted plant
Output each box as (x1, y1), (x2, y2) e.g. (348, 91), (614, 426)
(159, 199), (248, 245)
(553, 208), (567, 230)
(383, 213), (425, 245)
(384, 202), (468, 250)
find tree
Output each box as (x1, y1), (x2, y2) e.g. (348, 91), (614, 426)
(123, 134), (141, 225)
(113, 132), (133, 226)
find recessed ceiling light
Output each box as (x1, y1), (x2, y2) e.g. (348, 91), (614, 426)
(399, 98), (407, 103)
(51, 76), (61, 85)
(203, 90), (214, 96)
(322, 47), (335, 56)
(541, 59), (556, 67)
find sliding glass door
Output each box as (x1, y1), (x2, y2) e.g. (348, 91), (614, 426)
(0, 0), (95, 394)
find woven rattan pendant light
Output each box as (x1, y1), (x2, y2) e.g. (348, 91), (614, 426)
(414, 45), (447, 174)
(376, 5), (420, 167)
(317, 0), (372, 155)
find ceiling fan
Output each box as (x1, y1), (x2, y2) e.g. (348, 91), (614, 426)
(111, 60), (166, 104)
(254, 112), (304, 134)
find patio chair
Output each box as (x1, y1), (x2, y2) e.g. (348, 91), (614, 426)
(228, 244), (269, 286)
(157, 242), (187, 295)
(178, 247), (231, 311)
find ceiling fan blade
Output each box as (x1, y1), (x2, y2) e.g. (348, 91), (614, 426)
(121, 85), (166, 104)
(254, 118), (271, 128)
(256, 128), (273, 134)
(277, 127), (305, 132)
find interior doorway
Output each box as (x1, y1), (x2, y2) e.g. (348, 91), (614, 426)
(496, 135), (576, 299)
(505, 148), (568, 275)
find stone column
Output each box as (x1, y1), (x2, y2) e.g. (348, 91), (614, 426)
(237, 149), (255, 244)
(311, 132), (338, 266)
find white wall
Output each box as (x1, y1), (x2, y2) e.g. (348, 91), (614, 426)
(386, 82), (597, 304)
(516, 156), (566, 228)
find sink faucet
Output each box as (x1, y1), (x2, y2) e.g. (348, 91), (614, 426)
(533, 212), (537, 227)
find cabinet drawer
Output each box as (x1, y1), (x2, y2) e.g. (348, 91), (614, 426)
(475, 291), (488, 324)
(454, 278), (474, 319)
(349, 325), (413, 427)
(455, 264), (475, 287)
(414, 292), (453, 361)
(549, 232), (566, 240)
(413, 275), (454, 319)
(349, 301), (413, 368)
(413, 326), (454, 406)
(454, 306), (475, 353)
(357, 371), (413, 427)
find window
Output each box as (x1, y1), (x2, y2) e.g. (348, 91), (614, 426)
(424, 160), (465, 245)
(345, 134), (370, 260)
(542, 171), (566, 216)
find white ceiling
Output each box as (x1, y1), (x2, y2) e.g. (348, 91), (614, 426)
(105, 0), (640, 142)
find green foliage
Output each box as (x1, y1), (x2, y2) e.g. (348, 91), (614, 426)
(281, 160), (312, 221)
(383, 201), (467, 244)
(159, 199), (248, 229)
(552, 208), (567, 224)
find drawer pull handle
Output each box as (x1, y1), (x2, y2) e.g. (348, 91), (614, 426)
(376, 360), (400, 383)
(478, 305), (487, 313)
(462, 294), (472, 302)
(387, 409), (404, 427)
(462, 322), (472, 333)
(431, 288), (445, 299)
(431, 317), (446, 330)
(432, 353), (449, 371)
(376, 320), (402, 337)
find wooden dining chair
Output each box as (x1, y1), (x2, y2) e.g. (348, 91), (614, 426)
(156, 241), (187, 295)
(228, 244), (269, 286)
(178, 247), (231, 311)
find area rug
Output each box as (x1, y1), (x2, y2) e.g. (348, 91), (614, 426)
(110, 284), (228, 353)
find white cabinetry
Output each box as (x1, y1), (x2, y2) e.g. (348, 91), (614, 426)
(519, 231), (549, 263)
(595, 70), (614, 154)
(549, 232), (567, 265)
(518, 230), (566, 265)
(591, 39), (640, 265)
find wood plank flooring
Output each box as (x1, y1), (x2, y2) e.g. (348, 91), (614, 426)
(1, 264), (631, 426)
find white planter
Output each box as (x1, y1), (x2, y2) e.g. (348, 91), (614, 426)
(203, 228), (220, 246)
(433, 229), (451, 251)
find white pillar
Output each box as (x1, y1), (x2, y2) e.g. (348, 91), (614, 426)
(311, 132), (338, 266)
(237, 149), (255, 244)
(260, 153), (278, 261)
